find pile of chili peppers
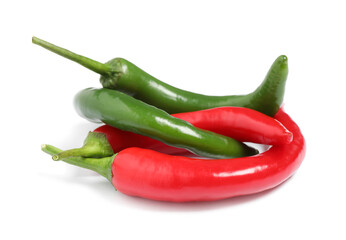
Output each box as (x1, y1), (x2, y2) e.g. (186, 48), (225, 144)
(34, 36), (306, 202)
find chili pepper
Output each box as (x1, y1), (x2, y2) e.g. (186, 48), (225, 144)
(42, 108), (305, 202)
(71, 88), (258, 159)
(94, 107), (293, 156)
(32, 37), (288, 116)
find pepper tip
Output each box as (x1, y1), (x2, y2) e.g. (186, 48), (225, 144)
(278, 55), (288, 64)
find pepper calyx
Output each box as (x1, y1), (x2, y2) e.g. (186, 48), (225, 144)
(53, 132), (114, 160)
(41, 143), (115, 182)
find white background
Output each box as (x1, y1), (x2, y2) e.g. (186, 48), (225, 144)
(1, 0), (345, 239)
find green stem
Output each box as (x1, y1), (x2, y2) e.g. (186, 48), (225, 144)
(41, 144), (61, 156)
(52, 132), (114, 160)
(41, 144), (115, 182)
(53, 148), (87, 161)
(32, 36), (111, 76)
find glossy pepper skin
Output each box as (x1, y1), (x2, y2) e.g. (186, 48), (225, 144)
(32, 37), (288, 116)
(42, 108), (305, 202)
(112, 108), (306, 201)
(74, 88), (258, 159)
(94, 107), (293, 156)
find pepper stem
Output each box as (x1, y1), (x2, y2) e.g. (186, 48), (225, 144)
(41, 144), (114, 182)
(32, 36), (111, 76)
(52, 132), (114, 161)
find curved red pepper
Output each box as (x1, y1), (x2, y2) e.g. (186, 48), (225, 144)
(111, 108), (305, 202)
(95, 107), (293, 156)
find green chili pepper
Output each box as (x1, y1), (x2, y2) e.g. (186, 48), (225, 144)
(72, 87), (258, 159)
(32, 37), (288, 116)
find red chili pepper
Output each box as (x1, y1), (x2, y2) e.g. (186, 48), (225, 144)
(95, 107), (293, 156)
(110, 108), (305, 202)
(42, 108), (305, 202)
